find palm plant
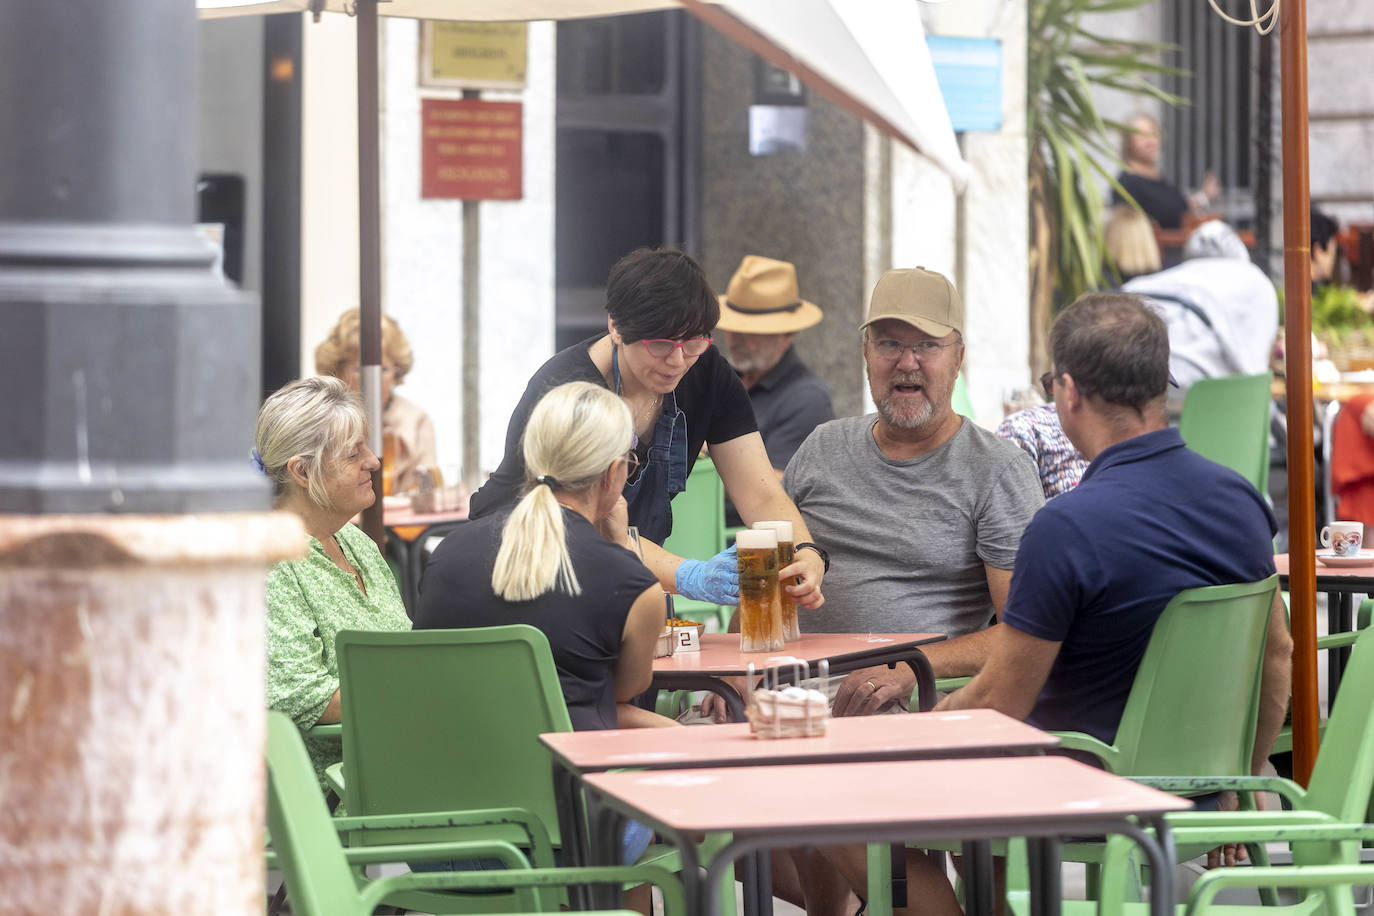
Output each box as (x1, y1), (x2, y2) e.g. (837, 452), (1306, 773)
(1027, 0), (1185, 372)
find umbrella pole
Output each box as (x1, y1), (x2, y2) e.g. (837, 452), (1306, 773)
(358, 0), (385, 546)
(462, 93), (482, 492)
(1279, 0), (1317, 784)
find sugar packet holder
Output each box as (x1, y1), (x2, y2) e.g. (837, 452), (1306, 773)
(745, 658), (830, 738)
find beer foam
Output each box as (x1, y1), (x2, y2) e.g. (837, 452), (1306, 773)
(736, 528), (778, 549)
(751, 520), (793, 542)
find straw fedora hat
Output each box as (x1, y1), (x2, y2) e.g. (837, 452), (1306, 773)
(715, 255), (824, 334)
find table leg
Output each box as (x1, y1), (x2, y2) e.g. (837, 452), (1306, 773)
(551, 761), (593, 910)
(962, 840), (995, 916)
(741, 848), (773, 916)
(906, 649), (937, 711)
(651, 674), (748, 721)
(1026, 836), (1061, 916)
(1334, 591), (1355, 696)
(589, 799), (627, 910)
(1116, 818), (1174, 916)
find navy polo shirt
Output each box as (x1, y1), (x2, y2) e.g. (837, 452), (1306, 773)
(747, 346), (834, 471)
(1002, 428), (1276, 744)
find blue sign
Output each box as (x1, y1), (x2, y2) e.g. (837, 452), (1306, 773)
(926, 36), (1003, 133)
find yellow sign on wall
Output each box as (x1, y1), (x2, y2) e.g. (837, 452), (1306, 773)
(420, 22), (527, 91)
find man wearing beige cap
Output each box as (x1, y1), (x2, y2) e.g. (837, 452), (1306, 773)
(784, 266), (1043, 714)
(716, 255), (834, 480)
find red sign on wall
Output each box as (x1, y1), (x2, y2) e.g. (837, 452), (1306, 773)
(421, 99), (523, 200)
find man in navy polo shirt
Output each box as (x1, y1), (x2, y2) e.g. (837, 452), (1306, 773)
(940, 292), (1291, 793)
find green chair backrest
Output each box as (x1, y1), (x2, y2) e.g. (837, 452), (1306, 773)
(336, 626), (573, 848)
(1107, 575), (1279, 777)
(952, 371), (975, 420)
(1304, 625), (1374, 827)
(267, 710), (376, 916)
(662, 456), (726, 561)
(1178, 372), (1272, 494)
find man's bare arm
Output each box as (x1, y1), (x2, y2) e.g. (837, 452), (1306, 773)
(1252, 590), (1294, 774)
(913, 564), (1014, 678)
(936, 623), (1061, 719)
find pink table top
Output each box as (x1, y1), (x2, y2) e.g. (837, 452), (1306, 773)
(383, 506), (469, 528)
(582, 755), (1190, 835)
(1274, 552), (1374, 584)
(540, 709), (1058, 772)
(652, 632), (944, 676)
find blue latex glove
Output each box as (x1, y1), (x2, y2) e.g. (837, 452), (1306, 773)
(675, 545), (740, 605)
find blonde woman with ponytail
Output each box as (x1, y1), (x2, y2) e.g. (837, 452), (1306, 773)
(416, 381), (675, 736)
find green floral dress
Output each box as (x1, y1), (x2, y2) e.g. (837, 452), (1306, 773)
(266, 523), (410, 794)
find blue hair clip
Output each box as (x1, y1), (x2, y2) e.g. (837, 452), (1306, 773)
(250, 447), (267, 475)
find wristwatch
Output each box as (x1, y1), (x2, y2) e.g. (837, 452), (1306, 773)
(793, 541), (830, 574)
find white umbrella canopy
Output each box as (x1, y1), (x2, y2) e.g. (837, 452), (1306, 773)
(200, 0), (680, 18)
(198, 0), (970, 187)
(682, 0), (971, 192)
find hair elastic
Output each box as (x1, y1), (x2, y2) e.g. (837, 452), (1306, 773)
(535, 475), (561, 490)
(250, 447), (267, 475)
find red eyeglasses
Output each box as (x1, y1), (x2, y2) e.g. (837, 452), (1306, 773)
(639, 338), (713, 359)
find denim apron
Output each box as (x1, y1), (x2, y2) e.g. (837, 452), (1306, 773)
(613, 345), (689, 544)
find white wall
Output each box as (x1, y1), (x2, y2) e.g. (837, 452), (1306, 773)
(198, 16), (265, 293)
(875, 0), (1030, 427)
(300, 17), (557, 482)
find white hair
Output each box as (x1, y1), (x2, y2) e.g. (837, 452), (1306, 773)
(254, 376), (366, 511)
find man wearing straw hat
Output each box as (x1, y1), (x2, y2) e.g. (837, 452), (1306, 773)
(716, 255), (834, 479)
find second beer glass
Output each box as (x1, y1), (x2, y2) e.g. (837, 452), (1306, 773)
(735, 528), (785, 652)
(752, 520), (800, 642)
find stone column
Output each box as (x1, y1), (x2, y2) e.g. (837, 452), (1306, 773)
(0, 1), (298, 912)
(0, 514), (303, 914)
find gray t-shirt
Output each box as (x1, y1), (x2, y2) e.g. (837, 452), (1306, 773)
(783, 415), (1044, 638)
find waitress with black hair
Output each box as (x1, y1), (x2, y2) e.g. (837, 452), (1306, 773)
(469, 246), (826, 610)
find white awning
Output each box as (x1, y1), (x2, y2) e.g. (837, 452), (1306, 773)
(198, 0), (970, 189)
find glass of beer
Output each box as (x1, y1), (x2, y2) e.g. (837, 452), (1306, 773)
(752, 520), (800, 642)
(735, 528), (785, 653)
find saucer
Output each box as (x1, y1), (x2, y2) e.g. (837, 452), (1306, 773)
(1317, 550), (1374, 568)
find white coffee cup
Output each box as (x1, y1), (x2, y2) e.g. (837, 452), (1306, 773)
(1321, 521), (1364, 557)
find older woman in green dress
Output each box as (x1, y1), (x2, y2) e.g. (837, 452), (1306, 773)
(256, 376), (410, 793)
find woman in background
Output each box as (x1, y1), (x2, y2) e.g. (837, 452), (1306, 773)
(316, 308), (437, 494)
(1112, 112), (1219, 230)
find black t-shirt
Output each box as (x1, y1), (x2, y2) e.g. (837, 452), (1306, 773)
(414, 507), (658, 731)
(1112, 171), (1189, 230)
(469, 334), (758, 524)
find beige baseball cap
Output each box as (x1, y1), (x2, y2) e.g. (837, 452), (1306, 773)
(860, 267), (963, 338)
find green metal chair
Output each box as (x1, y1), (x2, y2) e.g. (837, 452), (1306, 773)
(663, 456), (733, 634)
(1052, 575), (1280, 778)
(1007, 624), (1374, 916)
(1179, 373), (1274, 494)
(331, 626), (686, 913)
(267, 710), (686, 916)
(1054, 574), (1281, 894)
(925, 575), (1281, 897)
